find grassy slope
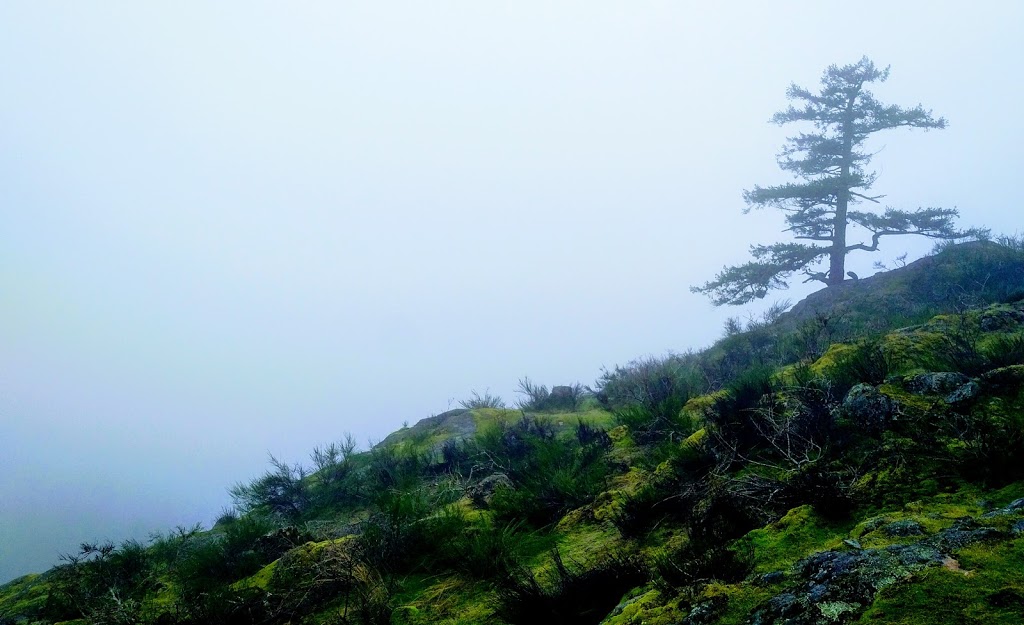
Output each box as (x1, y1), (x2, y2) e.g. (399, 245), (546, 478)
(3, 241), (1024, 625)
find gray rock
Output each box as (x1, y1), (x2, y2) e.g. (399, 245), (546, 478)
(859, 517), (888, 534)
(981, 509), (1011, 519)
(927, 525), (1003, 552)
(546, 385), (579, 410)
(946, 381), (980, 405)
(753, 508), (1014, 625)
(979, 308), (1024, 332)
(681, 597), (725, 625)
(1008, 497), (1024, 511)
(842, 384), (895, 435)
(903, 372), (970, 395)
(467, 473), (513, 507)
(883, 520), (925, 537)
(1013, 520), (1024, 535)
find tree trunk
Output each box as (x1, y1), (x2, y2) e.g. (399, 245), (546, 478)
(829, 93), (858, 286)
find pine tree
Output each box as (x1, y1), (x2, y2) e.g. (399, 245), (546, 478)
(693, 57), (979, 306)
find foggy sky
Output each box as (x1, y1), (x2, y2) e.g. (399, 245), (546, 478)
(2, 2), (1021, 582)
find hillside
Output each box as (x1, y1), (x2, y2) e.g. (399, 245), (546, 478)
(3, 240), (1024, 625)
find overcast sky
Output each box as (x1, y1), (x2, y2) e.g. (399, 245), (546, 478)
(1, 1), (1021, 583)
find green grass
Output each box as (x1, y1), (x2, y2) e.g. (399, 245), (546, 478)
(0, 572), (51, 620)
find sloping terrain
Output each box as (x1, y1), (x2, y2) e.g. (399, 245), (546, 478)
(3, 240), (1024, 625)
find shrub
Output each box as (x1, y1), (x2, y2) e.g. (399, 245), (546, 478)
(705, 365), (779, 454)
(496, 550), (647, 625)
(825, 340), (897, 397)
(438, 437), (473, 475)
(515, 377), (550, 410)
(614, 400), (694, 446)
(229, 454), (310, 521)
(267, 538), (358, 620)
(475, 417), (612, 526)
(365, 443), (429, 492)
(609, 483), (669, 538)
(652, 539), (753, 593)
(451, 520), (525, 580)
(983, 334), (1024, 369)
(517, 378), (588, 412)
(574, 419), (611, 448)
(460, 389), (506, 409)
(309, 435), (359, 510)
(44, 540), (157, 624)
(595, 354), (700, 413)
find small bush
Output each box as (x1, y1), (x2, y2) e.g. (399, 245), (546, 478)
(705, 365), (778, 453)
(45, 540), (157, 624)
(574, 419), (611, 448)
(476, 417), (612, 526)
(460, 389), (506, 409)
(229, 454), (310, 521)
(451, 520), (525, 580)
(309, 434), (359, 509)
(609, 483), (669, 538)
(983, 334), (1024, 369)
(826, 340), (897, 396)
(517, 378), (588, 411)
(595, 354), (700, 414)
(652, 539), (753, 592)
(496, 550), (647, 625)
(365, 444), (428, 492)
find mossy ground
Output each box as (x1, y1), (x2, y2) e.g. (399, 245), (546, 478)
(858, 539), (1024, 624)
(743, 505), (849, 575)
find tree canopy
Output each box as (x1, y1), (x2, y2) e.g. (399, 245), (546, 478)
(693, 57), (980, 306)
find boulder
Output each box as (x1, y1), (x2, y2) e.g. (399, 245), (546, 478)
(546, 385), (579, 410)
(883, 520), (925, 537)
(946, 381), (980, 405)
(903, 372), (970, 395)
(468, 473), (514, 508)
(979, 307), (1024, 332)
(842, 384), (895, 435)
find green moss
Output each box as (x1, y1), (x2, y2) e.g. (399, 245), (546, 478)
(681, 391), (729, 422)
(681, 427), (707, 449)
(810, 343), (859, 377)
(877, 383), (937, 413)
(991, 480), (1024, 506)
(392, 576), (499, 625)
(857, 539), (1024, 624)
(601, 588), (687, 625)
(743, 505), (847, 574)
(232, 559), (279, 591)
(542, 522), (622, 571)
(702, 582), (772, 625)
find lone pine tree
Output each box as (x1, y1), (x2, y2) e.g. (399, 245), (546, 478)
(694, 57), (977, 306)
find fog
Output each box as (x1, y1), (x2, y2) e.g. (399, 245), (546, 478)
(1, 1), (1021, 582)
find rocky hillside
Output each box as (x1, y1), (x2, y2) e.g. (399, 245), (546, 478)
(3, 240), (1024, 625)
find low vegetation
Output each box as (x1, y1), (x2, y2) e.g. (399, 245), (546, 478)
(4, 239), (1024, 625)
